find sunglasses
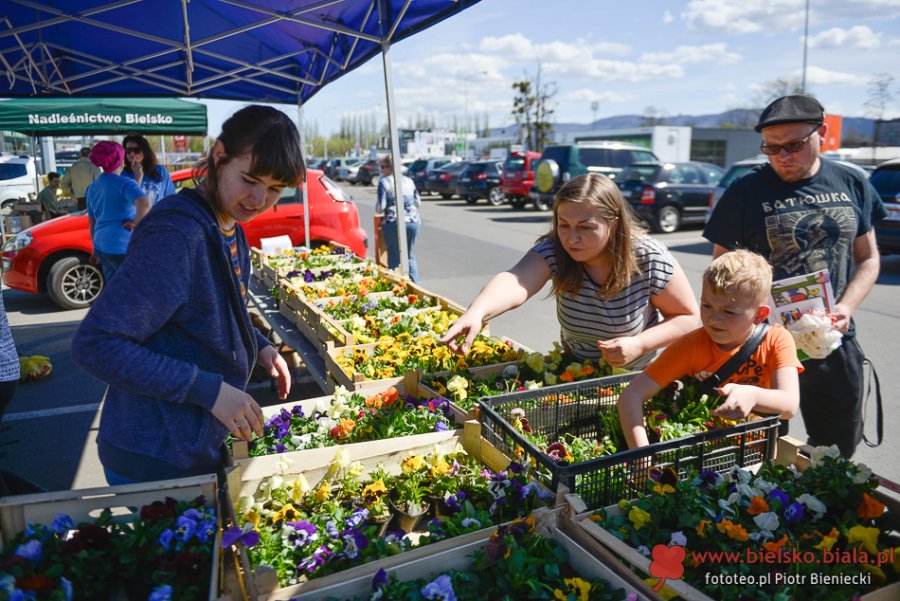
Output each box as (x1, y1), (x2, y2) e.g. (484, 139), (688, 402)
(760, 125), (821, 156)
(125, 147), (141, 154)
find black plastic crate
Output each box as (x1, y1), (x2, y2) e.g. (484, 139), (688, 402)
(477, 374), (780, 510)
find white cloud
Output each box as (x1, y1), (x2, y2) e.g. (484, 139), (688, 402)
(890, 38), (900, 45)
(801, 65), (868, 86)
(567, 89), (631, 103)
(641, 43), (741, 65)
(807, 26), (881, 49)
(682, 0), (900, 35)
(478, 34), (630, 60)
(663, 10), (675, 23)
(545, 58), (684, 82)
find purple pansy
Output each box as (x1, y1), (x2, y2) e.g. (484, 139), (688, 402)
(768, 488), (790, 510)
(784, 501), (806, 524)
(15, 539), (42, 562)
(158, 529), (174, 550)
(421, 574), (456, 601)
(298, 545), (333, 573)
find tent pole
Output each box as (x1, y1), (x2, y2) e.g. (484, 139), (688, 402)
(380, 37), (408, 279)
(298, 97), (311, 252)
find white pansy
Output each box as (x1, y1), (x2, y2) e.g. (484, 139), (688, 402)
(670, 531), (688, 547)
(269, 475), (284, 491)
(544, 372), (558, 385)
(316, 417), (337, 434)
(851, 463), (873, 485)
(447, 375), (469, 401)
(810, 445), (841, 467)
(234, 495), (253, 514)
(749, 530), (774, 543)
(525, 352), (545, 373)
(737, 483), (763, 499)
(718, 492), (740, 516)
(753, 511), (780, 532)
(314, 395), (331, 414)
(736, 469), (752, 484)
(276, 456), (294, 473)
(290, 474), (311, 502)
(637, 545), (651, 557)
(797, 494), (827, 520)
(754, 478), (775, 494)
(525, 380), (542, 390)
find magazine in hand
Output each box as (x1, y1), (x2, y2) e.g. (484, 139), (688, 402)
(768, 269), (835, 327)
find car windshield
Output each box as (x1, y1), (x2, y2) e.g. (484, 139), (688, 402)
(0, 163), (28, 180)
(504, 156), (526, 171)
(620, 165), (659, 182)
(870, 166), (900, 199)
(409, 160), (428, 172)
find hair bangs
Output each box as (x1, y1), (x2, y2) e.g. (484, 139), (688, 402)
(248, 125), (305, 186)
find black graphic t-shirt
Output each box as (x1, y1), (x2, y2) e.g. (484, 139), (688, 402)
(704, 159), (886, 307)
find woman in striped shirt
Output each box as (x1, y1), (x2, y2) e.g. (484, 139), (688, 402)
(441, 174), (699, 370)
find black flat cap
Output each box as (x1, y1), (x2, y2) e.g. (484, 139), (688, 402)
(755, 95), (825, 132)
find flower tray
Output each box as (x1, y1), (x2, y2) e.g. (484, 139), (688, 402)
(282, 509), (652, 601)
(324, 336), (529, 395)
(0, 474), (230, 601)
(229, 374), (451, 462)
(566, 436), (900, 601)
(477, 373), (780, 510)
(228, 429), (552, 599)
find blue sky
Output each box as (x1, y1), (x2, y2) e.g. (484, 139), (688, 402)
(202, 0), (900, 138)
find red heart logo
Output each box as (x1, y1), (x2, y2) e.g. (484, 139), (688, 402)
(650, 543), (686, 580)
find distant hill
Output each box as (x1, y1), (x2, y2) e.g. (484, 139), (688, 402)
(491, 109), (876, 141)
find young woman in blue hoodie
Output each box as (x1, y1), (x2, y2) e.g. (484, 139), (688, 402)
(73, 105), (305, 484)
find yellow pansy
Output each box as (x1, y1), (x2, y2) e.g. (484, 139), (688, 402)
(644, 579), (678, 601)
(860, 563), (887, 583)
(848, 525), (880, 555)
(272, 503), (299, 523)
(628, 506), (652, 530)
(313, 481), (332, 502)
(401, 454), (425, 472)
(814, 528), (840, 552)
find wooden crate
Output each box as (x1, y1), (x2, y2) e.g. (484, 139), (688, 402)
(230, 429), (557, 600)
(230, 373), (451, 461)
(282, 509), (652, 601)
(566, 436), (900, 601)
(0, 474), (228, 601)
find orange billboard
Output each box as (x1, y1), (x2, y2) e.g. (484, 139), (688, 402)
(823, 114), (842, 151)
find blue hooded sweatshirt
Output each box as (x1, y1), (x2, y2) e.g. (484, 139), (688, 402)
(72, 187), (271, 481)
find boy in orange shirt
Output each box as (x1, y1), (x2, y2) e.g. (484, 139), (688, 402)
(618, 249), (802, 449)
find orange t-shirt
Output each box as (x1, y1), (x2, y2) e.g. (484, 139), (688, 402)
(645, 324), (804, 390)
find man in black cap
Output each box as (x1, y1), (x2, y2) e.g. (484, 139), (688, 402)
(704, 95), (886, 458)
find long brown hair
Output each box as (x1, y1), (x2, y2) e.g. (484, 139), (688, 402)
(539, 173), (644, 298)
(194, 105), (305, 213)
(122, 133), (159, 179)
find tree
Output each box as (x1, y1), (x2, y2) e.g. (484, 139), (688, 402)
(511, 63), (556, 151)
(753, 77), (806, 112)
(864, 73), (896, 149)
(640, 106), (663, 127)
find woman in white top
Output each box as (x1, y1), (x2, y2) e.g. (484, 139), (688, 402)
(376, 155), (422, 282)
(440, 173), (699, 370)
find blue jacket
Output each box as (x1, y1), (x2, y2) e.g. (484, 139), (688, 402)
(72, 188), (270, 481)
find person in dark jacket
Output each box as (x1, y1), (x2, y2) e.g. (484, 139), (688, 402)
(72, 105), (305, 484)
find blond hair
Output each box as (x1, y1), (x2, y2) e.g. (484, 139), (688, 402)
(538, 173), (645, 298)
(703, 250), (772, 305)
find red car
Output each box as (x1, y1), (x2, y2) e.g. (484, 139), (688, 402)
(1, 168), (367, 309)
(500, 151), (542, 209)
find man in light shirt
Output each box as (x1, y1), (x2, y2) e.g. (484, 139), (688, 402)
(61, 146), (100, 211)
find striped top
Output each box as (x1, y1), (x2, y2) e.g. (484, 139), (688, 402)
(221, 227), (247, 302)
(531, 236), (676, 369)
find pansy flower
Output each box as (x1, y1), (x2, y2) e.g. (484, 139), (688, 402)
(848, 525), (880, 555)
(814, 527), (840, 552)
(649, 467), (677, 495)
(747, 495), (769, 516)
(628, 506), (652, 530)
(783, 501), (806, 524)
(421, 574), (456, 601)
(764, 534), (789, 552)
(856, 493), (885, 520)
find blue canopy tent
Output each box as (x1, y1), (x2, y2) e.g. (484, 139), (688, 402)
(0, 0), (482, 273)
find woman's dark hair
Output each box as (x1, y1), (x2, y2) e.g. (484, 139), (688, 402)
(195, 105), (305, 212)
(122, 133), (159, 179)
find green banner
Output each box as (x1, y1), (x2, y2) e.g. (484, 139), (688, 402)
(0, 97), (207, 136)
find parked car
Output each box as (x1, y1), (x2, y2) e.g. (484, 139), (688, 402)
(425, 161), (471, 199)
(0, 155), (37, 211)
(458, 160), (504, 205)
(870, 158), (900, 254)
(1, 167), (367, 310)
(407, 156), (460, 194)
(618, 161), (724, 233)
(529, 142), (658, 211)
(325, 157), (361, 181)
(352, 159), (381, 186)
(338, 159), (365, 182)
(500, 151), (541, 208)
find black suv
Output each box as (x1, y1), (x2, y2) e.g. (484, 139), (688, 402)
(618, 161), (724, 233)
(529, 142), (658, 210)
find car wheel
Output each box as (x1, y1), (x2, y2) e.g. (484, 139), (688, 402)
(440, 193), (452, 200)
(653, 205), (681, 234)
(533, 197), (551, 211)
(47, 256), (104, 310)
(465, 196), (477, 204)
(488, 187), (505, 206)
